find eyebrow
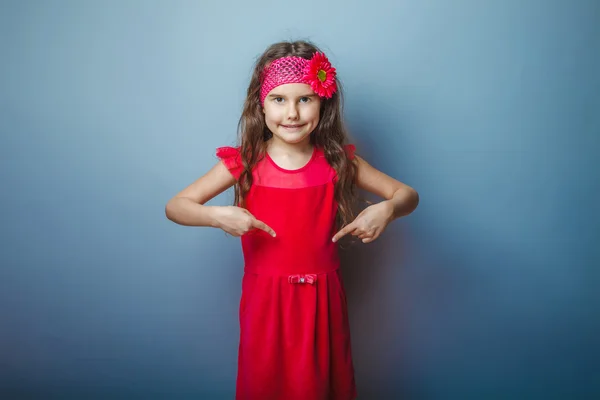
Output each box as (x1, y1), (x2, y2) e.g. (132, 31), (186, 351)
(267, 93), (317, 98)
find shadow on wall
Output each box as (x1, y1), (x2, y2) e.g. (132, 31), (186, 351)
(339, 99), (425, 398)
(338, 99), (595, 398)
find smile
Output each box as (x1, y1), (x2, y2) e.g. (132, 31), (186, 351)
(280, 124), (307, 132)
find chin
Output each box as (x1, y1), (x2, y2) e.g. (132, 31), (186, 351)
(279, 133), (311, 144)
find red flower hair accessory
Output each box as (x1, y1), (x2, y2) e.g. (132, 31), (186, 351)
(303, 52), (337, 99)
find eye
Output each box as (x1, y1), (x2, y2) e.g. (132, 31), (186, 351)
(299, 97), (311, 103)
(273, 97), (284, 103)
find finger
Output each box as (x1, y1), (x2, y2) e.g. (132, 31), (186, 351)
(351, 228), (364, 236)
(252, 219), (277, 237)
(332, 223), (356, 242)
(362, 232), (379, 243)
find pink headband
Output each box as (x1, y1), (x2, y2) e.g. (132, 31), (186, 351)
(260, 52), (337, 105)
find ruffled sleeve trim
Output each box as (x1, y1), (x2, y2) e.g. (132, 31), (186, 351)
(216, 146), (243, 180)
(344, 144), (356, 160)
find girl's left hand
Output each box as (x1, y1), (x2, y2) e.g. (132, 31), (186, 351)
(332, 201), (394, 244)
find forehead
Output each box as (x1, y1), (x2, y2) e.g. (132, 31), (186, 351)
(267, 83), (315, 97)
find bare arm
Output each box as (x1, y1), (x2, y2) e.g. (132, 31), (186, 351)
(354, 155), (419, 219)
(165, 161), (276, 237)
(332, 155), (418, 243)
(165, 161), (236, 227)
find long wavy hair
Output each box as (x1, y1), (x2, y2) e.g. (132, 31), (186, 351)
(234, 40), (359, 229)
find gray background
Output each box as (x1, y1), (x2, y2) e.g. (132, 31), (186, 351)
(1, 0), (598, 398)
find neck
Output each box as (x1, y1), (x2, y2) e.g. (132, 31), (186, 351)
(267, 137), (313, 155)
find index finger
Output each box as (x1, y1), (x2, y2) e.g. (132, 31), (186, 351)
(252, 219), (277, 237)
(332, 222), (356, 243)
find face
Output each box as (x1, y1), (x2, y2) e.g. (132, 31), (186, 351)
(262, 83), (321, 145)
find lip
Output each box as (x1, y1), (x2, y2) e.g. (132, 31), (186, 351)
(280, 124), (306, 132)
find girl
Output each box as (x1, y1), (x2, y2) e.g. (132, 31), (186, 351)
(165, 40), (419, 400)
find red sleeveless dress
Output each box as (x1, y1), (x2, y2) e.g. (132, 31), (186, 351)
(216, 144), (357, 400)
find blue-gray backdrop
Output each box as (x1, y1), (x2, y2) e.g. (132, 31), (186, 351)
(1, 0), (598, 399)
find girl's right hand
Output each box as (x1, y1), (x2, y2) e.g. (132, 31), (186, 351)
(213, 206), (277, 237)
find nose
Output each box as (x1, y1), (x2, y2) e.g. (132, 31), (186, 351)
(287, 103), (299, 120)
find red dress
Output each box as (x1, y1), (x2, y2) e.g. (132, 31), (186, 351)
(216, 144), (357, 400)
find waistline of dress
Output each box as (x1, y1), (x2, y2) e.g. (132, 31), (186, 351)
(243, 264), (340, 276)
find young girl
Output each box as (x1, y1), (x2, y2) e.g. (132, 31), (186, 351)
(165, 40), (418, 400)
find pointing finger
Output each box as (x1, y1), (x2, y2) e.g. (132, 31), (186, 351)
(332, 223), (356, 243)
(252, 219), (277, 237)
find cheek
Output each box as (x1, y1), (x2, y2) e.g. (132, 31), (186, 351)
(308, 105), (321, 122)
(264, 107), (282, 123)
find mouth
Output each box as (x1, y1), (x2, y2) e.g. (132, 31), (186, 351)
(280, 124), (306, 130)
